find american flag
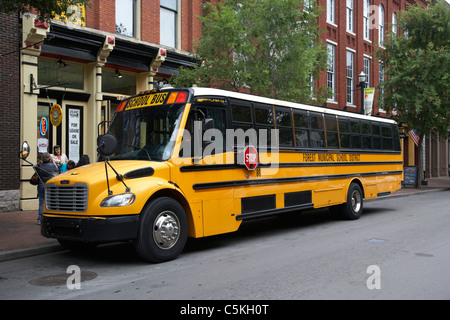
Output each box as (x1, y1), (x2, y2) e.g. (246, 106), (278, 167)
(409, 129), (420, 147)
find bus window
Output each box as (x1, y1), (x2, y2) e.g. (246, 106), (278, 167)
(392, 125), (401, 151)
(179, 105), (227, 157)
(362, 121), (372, 150)
(275, 107), (294, 147)
(294, 111), (309, 148)
(372, 122), (381, 150)
(324, 115), (339, 148)
(338, 117), (350, 149)
(382, 125), (393, 150)
(350, 120), (362, 149)
(254, 103), (274, 147)
(254, 105), (274, 125)
(231, 100), (255, 147)
(231, 102), (252, 123)
(309, 112), (325, 148)
(202, 106), (227, 152)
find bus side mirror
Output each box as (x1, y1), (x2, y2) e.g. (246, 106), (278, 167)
(97, 134), (118, 157)
(20, 141), (30, 160)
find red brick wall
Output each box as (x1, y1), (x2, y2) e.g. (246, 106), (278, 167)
(0, 12), (21, 191)
(141, 1), (160, 44)
(85, 0), (116, 34)
(181, 0), (204, 52)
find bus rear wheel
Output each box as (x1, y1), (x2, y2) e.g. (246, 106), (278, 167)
(340, 183), (364, 220)
(134, 197), (188, 263)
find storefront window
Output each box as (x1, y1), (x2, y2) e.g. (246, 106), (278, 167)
(38, 58), (84, 90)
(102, 69), (136, 96)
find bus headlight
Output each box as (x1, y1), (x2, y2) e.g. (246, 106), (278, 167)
(100, 193), (135, 207)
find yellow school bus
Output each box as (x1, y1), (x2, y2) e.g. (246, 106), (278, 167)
(40, 87), (403, 262)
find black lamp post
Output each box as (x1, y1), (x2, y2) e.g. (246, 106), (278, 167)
(357, 71), (366, 115)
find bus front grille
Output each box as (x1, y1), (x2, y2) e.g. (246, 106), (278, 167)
(45, 183), (88, 212)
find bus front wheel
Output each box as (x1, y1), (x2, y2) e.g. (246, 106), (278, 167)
(134, 197), (188, 263)
(340, 183), (363, 220)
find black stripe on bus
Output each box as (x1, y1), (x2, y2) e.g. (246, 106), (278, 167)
(192, 170), (403, 190)
(181, 161), (403, 172)
(236, 203), (315, 221)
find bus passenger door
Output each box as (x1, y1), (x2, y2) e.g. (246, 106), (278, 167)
(173, 105), (240, 237)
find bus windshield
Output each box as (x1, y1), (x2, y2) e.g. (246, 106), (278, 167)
(107, 103), (185, 161)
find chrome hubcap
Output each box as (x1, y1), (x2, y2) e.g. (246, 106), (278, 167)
(153, 211), (180, 250)
(351, 190), (362, 213)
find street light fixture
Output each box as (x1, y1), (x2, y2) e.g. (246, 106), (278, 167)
(357, 71), (366, 115)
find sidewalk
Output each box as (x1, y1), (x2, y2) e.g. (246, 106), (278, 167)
(1, 177), (449, 262)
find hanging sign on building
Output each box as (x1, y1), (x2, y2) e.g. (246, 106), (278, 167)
(364, 88), (375, 116)
(39, 116), (48, 136)
(50, 104), (63, 126)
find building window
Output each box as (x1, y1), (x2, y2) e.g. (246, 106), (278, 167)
(363, 0), (370, 41)
(160, 0), (178, 48)
(304, 0), (313, 12)
(378, 62), (385, 111)
(38, 58), (84, 90)
(309, 73), (314, 98)
(327, 0), (335, 24)
(327, 43), (336, 101)
(346, 51), (354, 105)
(364, 57), (371, 88)
(102, 69), (136, 96)
(379, 5), (385, 46)
(392, 12), (398, 37)
(346, 0), (354, 32)
(116, 0), (136, 37)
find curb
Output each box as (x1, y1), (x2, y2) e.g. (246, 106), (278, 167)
(367, 187), (450, 202)
(0, 244), (64, 262)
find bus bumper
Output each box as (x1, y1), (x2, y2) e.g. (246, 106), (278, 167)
(40, 214), (140, 243)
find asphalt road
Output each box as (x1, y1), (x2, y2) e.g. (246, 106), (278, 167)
(1, 190), (449, 301)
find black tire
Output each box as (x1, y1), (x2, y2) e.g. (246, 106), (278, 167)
(340, 183), (364, 220)
(134, 197), (188, 263)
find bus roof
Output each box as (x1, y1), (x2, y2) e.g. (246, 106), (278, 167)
(188, 87), (396, 125)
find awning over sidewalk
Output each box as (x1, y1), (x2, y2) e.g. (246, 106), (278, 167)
(40, 23), (198, 76)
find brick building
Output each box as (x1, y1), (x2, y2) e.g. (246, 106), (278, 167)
(317, 0), (428, 116)
(0, 12), (21, 211)
(316, 0), (448, 181)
